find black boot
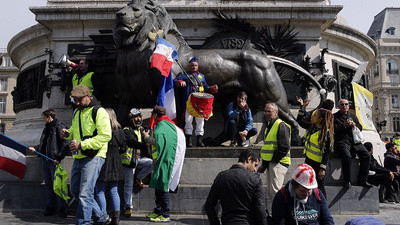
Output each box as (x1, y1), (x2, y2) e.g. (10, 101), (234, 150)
(186, 134), (193, 147)
(111, 210), (120, 225)
(197, 135), (205, 147)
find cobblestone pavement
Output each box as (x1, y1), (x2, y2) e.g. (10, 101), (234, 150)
(1, 203), (400, 225)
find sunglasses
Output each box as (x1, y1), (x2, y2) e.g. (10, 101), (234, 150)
(340, 103), (349, 106)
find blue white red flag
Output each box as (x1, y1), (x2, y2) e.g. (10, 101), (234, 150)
(151, 36), (179, 123)
(150, 36), (178, 77)
(0, 133), (26, 179)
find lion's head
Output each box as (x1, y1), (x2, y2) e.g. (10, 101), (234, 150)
(113, 0), (182, 50)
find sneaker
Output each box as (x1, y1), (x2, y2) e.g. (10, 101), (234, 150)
(135, 178), (145, 188)
(124, 208), (133, 217)
(242, 140), (250, 147)
(93, 214), (112, 225)
(229, 140), (237, 147)
(150, 215), (171, 222)
(146, 212), (160, 219)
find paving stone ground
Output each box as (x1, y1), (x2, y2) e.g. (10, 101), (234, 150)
(1, 203), (400, 225)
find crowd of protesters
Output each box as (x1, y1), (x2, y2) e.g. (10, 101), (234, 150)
(26, 57), (393, 225)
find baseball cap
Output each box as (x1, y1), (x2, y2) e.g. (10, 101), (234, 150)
(130, 108), (141, 116)
(152, 106), (166, 116)
(71, 85), (90, 98)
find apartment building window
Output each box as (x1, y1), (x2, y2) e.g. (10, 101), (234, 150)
(0, 79), (7, 91)
(0, 97), (6, 113)
(394, 117), (400, 132)
(387, 59), (399, 75)
(375, 96), (378, 110)
(392, 95), (399, 109)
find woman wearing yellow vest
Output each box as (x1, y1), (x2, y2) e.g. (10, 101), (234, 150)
(303, 108), (333, 197)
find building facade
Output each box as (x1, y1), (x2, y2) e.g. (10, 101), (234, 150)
(368, 8), (400, 140)
(0, 49), (17, 133)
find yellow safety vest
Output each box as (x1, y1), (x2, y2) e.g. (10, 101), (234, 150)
(72, 72), (94, 95)
(151, 132), (158, 159)
(260, 119), (291, 165)
(394, 138), (400, 149)
(304, 130), (324, 163)
(121, 128), (140, 166)
(67, 106), (111, 159)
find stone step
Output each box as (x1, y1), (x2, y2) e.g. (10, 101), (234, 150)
(0, 147), (378, 214)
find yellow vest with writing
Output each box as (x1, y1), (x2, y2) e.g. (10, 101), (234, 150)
(304, 130), (323, 163)
(260, 119), (291, 165)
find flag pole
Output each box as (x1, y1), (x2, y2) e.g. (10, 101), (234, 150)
(31, 150), (55, 162)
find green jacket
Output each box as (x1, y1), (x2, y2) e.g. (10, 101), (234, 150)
(66, 98), (111, 159)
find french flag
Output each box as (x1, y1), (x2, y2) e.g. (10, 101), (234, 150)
(151, 36), (178, 122)
(0, 133), (26, 179)
(151, 36), (178, 77)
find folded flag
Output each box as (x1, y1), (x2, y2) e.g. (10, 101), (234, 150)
(149, 120), (186, 192)
(0, 133), (26, 179)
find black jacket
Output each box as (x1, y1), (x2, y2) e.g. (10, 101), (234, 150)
(124, 126), (151, 158)
(384, 152), (400, 172)
(35, 119), (70, 162)
(98, 128), (125, 182)
(333, 111), (362, 146)
(204, 164), (268, 225)
(370, 154), (390, 175)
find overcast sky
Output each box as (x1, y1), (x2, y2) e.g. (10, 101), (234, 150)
(0, 0), (400, 48)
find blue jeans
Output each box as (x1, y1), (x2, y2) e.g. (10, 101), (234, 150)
(42, 158), (65, 211)
(136, 157), (153, 180)
(154, 189), (170, 217)
(95, 181), (120, 211)
(123, 166), (135, 210)
(123, 157), (153, 210)
(70, 156), (107, 225)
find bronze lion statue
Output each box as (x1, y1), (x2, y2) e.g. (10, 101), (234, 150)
(113, 0), (311, 126)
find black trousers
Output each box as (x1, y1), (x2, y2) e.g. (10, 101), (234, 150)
(335, 142), (371, 184)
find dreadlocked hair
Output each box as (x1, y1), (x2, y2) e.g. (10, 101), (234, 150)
(305, 108), (334, 152)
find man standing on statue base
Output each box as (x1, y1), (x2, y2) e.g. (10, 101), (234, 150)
(174, 57), (218, 147)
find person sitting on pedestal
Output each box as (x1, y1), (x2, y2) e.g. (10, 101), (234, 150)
(365, 142), (398, 203)
(225, 91), (257, 147)
(333, 98), (372, 188)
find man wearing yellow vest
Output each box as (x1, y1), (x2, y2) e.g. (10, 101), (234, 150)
(393, 132), (400, 149)
(121, 108), (153, 217)
(61, 85), (112, 225)
(71, 59), (100, 100)
(257, 103), (291, 200)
